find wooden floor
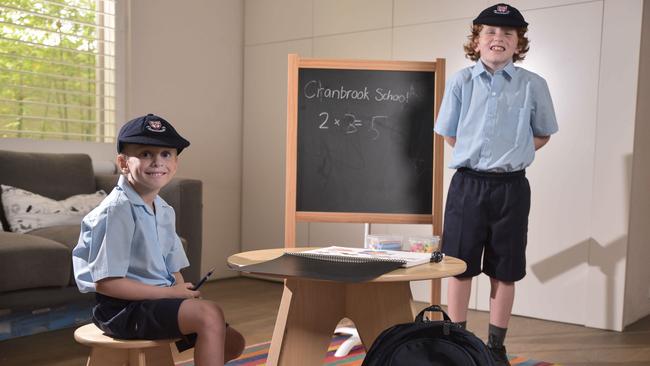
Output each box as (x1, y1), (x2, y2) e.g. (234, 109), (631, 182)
(1, 277), (649, 366)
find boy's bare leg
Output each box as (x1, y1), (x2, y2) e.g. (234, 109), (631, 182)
(178, 299), (226, 366)
(447, 277), (473, 322)
(489, 278), (515, 328)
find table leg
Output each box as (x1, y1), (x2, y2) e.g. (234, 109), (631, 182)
(345, 281), (414, 349)
(267, 280), (292, 366)
(267, 279), (346, 366)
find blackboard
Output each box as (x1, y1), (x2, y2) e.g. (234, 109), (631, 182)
(296, 68), (435, 214)
(285, 55), (446, 242)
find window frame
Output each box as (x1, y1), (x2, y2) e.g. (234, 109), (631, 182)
(0, 0), (126, 144)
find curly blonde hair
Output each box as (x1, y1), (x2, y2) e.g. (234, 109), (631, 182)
(463, 24), (530, 62)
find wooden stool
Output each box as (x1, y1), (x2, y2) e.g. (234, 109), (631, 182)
(74, 323), (176, 366)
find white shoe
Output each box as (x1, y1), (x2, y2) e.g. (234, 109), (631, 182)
(334, 327), (362, 357)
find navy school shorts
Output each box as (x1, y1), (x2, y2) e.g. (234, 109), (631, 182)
(93, 293), (188, 340)
(441, 168), (530, 282)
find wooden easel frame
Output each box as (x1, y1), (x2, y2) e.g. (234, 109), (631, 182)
(284, 54), (446, 303)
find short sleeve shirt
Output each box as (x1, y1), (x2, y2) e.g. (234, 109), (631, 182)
(72, 175), (189, 293)
(434, 61), (559, 172)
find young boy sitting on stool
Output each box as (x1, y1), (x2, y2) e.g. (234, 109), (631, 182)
(73, 114), (245, 366)
(434, 4), (558, 365)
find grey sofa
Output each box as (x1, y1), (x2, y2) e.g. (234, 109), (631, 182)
(0, 149), (202, 310)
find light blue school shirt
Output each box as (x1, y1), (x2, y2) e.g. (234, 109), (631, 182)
(434, 61), (558, 172)
(72, 175), (189, 293)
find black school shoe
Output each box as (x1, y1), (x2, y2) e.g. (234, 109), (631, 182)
(488, 344), (511, 366)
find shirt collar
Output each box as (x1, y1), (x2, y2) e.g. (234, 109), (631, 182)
(472, 60), (517, 80)
(502, 61), (516, 79)
(471, 61), (488, 79)
(117, 175), (167, 215)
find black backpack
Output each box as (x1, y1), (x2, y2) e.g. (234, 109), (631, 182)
(361, 305), (496, 366)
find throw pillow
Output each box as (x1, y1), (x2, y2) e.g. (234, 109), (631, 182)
(1, 184), (107, 234)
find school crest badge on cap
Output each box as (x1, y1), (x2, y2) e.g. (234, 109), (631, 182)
(146, 119), (166, 132)
(495, 5), (510, 14)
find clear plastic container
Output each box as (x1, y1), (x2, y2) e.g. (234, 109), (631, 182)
(404, 236), (440, 253)
(365, 235), (403, 251)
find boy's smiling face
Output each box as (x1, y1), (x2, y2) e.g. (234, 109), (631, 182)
(474, 25), (520, 73)
(118, 144), (178, 203)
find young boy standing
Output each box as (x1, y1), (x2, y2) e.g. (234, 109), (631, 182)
(73, 114), (244, 366)
(434, 4), (558, 365)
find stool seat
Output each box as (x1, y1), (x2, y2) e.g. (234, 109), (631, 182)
(74, 323), (177, 366)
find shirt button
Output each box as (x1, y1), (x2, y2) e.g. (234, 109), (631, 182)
(491, 92), (496, 96)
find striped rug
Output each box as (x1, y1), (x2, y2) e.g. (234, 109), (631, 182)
(176, 334), (558, 366)
(226, 335), (364, 366)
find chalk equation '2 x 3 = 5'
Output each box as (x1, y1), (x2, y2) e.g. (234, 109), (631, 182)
(317, 112), (387, 140)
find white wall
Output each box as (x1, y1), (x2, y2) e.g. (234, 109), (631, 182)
(241, 0), (648, 330)
(581, 0), (640, 330)
(128, 0), (244, 279)
(624, 1), (650, 329)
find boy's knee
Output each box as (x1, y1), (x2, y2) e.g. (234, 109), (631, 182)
(197, 301), (225, 330)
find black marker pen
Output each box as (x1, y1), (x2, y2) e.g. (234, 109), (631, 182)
(191, 267), (215, 290)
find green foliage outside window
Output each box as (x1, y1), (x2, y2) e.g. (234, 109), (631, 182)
(0, 0), (115, 142)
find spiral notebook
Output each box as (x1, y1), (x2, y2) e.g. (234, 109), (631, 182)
(230, 247), (434, 282)
(287, 246), (432, 268)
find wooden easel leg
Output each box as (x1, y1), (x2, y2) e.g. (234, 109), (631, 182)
(430, 278), (441, 304)
(430, 278), (443, 320)
(345, 281), (414, 350)
(268, 279), (345, 366)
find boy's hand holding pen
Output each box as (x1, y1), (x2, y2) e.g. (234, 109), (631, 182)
(170, 267), (215, 299)
(191, 267), (215, 291)
(171, 282), (200, 298)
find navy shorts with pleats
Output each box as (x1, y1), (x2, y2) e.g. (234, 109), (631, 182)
(92, 293), (186, 340)
(441, 168), (530, 282)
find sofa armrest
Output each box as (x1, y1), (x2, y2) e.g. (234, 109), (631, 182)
(159, 178), (203, 284)
(94, 174), (203, 284)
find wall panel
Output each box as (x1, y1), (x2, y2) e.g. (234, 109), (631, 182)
(245, 0), (312, 45)
(242, 40), (312, 251)
(313, 0), (393, 36)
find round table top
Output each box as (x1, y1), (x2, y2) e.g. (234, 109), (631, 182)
(227, 247), (466, 282)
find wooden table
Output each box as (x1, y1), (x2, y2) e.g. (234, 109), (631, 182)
(227, 248), (466, 366)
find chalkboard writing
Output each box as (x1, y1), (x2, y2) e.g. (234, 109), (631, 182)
(296, 68), (435, 214)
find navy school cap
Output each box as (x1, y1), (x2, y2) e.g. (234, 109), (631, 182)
(473, 3), (528, 28)
(117, 114), (190, 154)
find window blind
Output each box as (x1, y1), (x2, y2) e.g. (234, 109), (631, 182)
(0, 0), (116, 142)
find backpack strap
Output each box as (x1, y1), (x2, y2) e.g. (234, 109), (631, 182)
(415, 305), (452, 323)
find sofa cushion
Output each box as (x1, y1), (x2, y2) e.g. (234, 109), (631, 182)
(0, 286), (93, 310)
(28, 227), (190, 286)
(28, 225), (82, 286)
(0, 150), (96, 231)
(28, 225), (81, 251)
(0, 231), (71, 292)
